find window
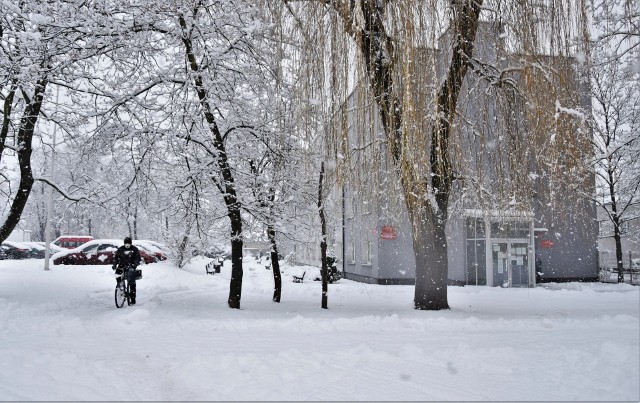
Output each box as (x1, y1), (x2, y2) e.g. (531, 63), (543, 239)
(362, 240), (372, 265)
(466, 218), (485, 238)
(466, 240), (486, 285)
(335, 242), (343, 263)
(349, 241), (355, 263)
(82, 244), (99, 254)
(345, 194), (355, 219)
(599, 220), (614, 237)
(362, 191), (372, 215)
(619, 221), (629, 235)
(490, 221), (529, 238)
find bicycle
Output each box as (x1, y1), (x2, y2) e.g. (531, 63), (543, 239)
(114, 265), (140, 308)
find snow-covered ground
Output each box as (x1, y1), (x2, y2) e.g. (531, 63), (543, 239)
(0, 257), (638, 401)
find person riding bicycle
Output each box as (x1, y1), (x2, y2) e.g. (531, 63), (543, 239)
(112, 237), (141, 304)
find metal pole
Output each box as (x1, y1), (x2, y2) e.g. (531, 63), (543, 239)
(44, 86), (59, 271)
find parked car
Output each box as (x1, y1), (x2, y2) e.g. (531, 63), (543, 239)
(140, 240), (171, 254)
(21, 242), (47, 259)
(132, 243), (161, 263)
(34, 242), (66, 255)
(134, 240), (169, 261)
(1, 241), (31, 259)
(0, 248), (7, 260)
(52, 235), (94, 249)
(52, 239), (157, 265)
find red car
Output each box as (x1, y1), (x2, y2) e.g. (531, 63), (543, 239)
(135, 241), (169, 261)
(52, 239), (157, 265)
(53, 235), (94, 249)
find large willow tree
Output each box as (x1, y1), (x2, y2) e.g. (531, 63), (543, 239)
(283, 0), (590, 309)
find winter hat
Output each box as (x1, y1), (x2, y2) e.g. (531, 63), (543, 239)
(124, 237), (132, 244)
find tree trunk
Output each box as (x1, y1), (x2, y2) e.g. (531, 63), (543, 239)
(267, 183), (282, 303)
(607, 167), (625, 282)
(38, 185), (47, 241)
(318, 162), (328, 309)
(250, 160), (283, 303)
(0, 87), (16, 166)
(413, 0), (482, 309)
(333, 1), (482, 310)
(132, 210), (137, 240)
(267, 223), (282, 302)
(177, 234), (190, 268)
(410, 201), (449, 310)
(612, 210), (624, 282)
(0, 76), (48, 243)
(179, 14), (244, 308)
(613, 222), (624, 283)
(228, 209), (244, 309)
(126, 198), (133, 238)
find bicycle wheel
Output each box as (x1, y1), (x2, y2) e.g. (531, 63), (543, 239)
(115, 279), (127, 308)
(126, 281), (132, 306)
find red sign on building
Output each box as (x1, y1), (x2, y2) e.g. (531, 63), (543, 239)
(540, 240), (554, 248)
(381, 225), (397, 240)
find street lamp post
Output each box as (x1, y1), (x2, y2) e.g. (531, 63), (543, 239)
(43, 87), (59, 271)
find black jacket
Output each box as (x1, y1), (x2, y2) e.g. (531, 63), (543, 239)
(113, 244), (141, 269)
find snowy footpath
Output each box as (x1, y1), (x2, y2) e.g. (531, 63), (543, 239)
(0, 257), (638, 401)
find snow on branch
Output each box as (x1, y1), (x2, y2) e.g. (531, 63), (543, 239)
(34, 177), (89, 203)
(555, 99), (585, 121)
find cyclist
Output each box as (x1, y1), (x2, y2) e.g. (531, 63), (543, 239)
(112, 237), (141, 304)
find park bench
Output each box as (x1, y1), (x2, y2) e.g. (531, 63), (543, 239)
(292, 271), (306, 283)
(205, 260), (222, 275)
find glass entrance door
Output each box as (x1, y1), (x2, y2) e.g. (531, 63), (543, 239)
(492, 242), (529, 287)
(510, 243), (529, 287)
(492, 243), (509, 287)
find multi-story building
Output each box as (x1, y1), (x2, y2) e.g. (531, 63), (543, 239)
(321, 22), (598, 287)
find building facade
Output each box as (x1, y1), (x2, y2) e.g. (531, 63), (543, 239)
(330, 23), (598, 286)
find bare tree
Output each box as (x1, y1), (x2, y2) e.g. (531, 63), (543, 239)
(246, 158), (274, 299)
(0, 1), (124, 243)
(589, 0), (640, 280)
(592, 0), (639, 64)
(284, 0), (589, 309)
(143, 0), (283, 308)
(317, 161), (330, 309)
